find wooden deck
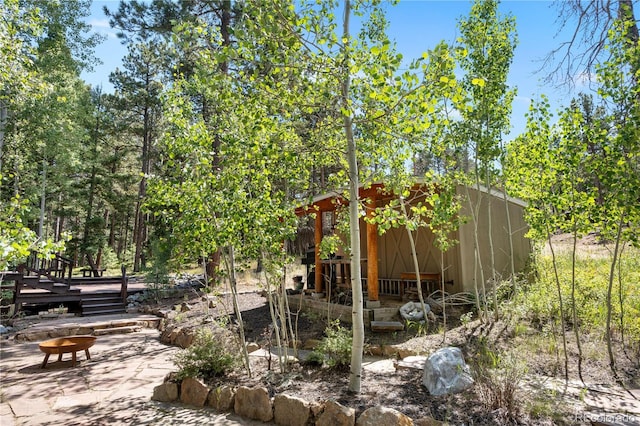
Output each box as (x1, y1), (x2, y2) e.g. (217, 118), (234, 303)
(16, 278), (146, 299)
(1, 272), (146, 316)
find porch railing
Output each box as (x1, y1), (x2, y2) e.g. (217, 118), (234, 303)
(361, 277), (403, 298)
(23, 251), (73, 285)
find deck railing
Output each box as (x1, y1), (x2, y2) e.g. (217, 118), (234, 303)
(24, 251), (74, 285)
(361, 277), (403, 298)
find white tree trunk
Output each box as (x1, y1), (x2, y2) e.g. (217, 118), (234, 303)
(342, 0), (364, 394)
(484, 173), (499, 320)
(465, 185), (487, 319)
(399, 197), (430, 327)
(606, 212), (625, 377)
(227, 245), (252, 377)
(501, 185), (517, 294)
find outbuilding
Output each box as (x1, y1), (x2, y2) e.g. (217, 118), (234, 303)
(295, 181), (531, 305)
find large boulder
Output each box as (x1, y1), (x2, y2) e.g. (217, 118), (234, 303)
(234, 386), (273, 422)
(422, 347), (474, 396)
(273, 394), (311, 426)
(316, 400), (355, 426)
(180, 377), (210, 407)
(207, 385), (236, 412)
(356, 406), (413, 426)
(151, 382), (179, 402)
(160, 325), (196, 348)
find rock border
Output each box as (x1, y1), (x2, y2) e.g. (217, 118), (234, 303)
(152, 373), (442, 426)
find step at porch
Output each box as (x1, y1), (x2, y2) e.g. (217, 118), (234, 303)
(81, 293), (126, 316)
(92, 325), (142, 335)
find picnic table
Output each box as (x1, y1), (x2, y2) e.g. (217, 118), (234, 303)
(82, 268), (106, 277)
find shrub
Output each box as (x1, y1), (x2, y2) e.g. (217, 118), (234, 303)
(473, 350), (526, 420)
(405, 319), (427, 336)
(311, 320), (352, 368)
(304, 351), (325, 366)
(173, 328), (240, 380)
(506, 249), (640, 346)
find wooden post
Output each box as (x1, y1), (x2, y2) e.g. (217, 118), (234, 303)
(13, 274), (23, 316)
(314, 211), (323, 293)
(366, 198), (379, 301)
(120, 265), (128, 304)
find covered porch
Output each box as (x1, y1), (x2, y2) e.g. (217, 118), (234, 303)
(295, 183), (446, 308)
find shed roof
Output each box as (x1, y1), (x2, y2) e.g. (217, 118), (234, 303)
(295, 179), (526, 216)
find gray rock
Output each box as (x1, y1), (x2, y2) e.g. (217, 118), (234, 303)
(207, 385), (235, 412)
(273, 394), (310, 426)
(180, 377), (210, 407)
(0, 325), (12, 334)
(400, 301), (429, 322)
(396, 355), (427, 371)
(316, 400), (355, 426)
(356, 406), (413, 426)
(152, 382), (179, 402)
(127, 293), (143, 303)
(234, 386), (273, 422)
(422, 347), (474, 396)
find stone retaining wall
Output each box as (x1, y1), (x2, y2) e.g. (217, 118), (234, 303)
(12, 318), (161, 342)
(152, 374), (441, 426)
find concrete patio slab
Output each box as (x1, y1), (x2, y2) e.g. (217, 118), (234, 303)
(7, 397), (50, 418)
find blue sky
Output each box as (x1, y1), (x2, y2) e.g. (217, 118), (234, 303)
(83, 0), (589, 138)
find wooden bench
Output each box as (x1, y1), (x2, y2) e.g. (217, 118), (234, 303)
(39, 336), (97, 368)
(399, 272), (441, 300)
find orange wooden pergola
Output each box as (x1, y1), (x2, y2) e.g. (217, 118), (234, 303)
(294, 183), (389, 302)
